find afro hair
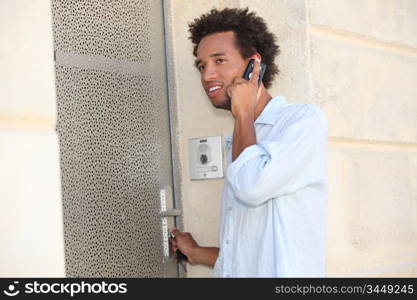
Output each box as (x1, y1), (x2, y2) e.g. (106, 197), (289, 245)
(188, 7), (280, 89)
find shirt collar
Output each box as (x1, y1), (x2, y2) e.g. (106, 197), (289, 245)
(224, 95), (287, 148)
(254, 95), (287, 125)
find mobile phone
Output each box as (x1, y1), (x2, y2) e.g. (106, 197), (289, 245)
(243, 59), (267, 86)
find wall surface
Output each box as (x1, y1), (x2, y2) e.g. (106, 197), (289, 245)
(167, 0), (417, 277)
(308, 0), (417, 276)
(0, 0), (65, 276)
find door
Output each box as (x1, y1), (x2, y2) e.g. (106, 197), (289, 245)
(51, 0), (179, 277)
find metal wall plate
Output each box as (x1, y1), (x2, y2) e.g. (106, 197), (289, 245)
(189, 136), (224, 180)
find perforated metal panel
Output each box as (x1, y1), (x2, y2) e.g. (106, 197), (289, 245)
(53, 0), (152, 61)
(52, 0), (177, 277)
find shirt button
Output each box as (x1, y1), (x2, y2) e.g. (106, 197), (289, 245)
(227, 206), (232, 211)
(226, 275), (231, 278)
(225, 240), (230, 244)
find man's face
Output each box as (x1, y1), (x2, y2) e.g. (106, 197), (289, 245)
(195, 31), (249, 110)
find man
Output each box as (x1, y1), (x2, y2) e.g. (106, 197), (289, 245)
(171, 7), (328, 277)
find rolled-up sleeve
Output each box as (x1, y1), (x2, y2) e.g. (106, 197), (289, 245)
(226, 107), (328, 207)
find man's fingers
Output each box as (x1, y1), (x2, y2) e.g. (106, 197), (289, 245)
(170, 229), (179, 251)
(170, 228), (188, 240)
(257, 84), (262, 99)
(171, 239), (178, 252)
(250, 58), (261, 85)
(232, 77), (246, 85)
(171, 228), (180, 237)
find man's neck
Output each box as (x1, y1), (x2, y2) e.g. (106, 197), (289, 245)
(254, 86), (273, 121)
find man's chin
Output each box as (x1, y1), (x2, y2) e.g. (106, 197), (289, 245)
(211, 97), (231, 111)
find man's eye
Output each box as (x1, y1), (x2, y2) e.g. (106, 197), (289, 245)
(198, 65), (205, 71)
(216, 58), (225, 63)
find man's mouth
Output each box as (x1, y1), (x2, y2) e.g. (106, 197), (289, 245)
(207, 85), (222, 96)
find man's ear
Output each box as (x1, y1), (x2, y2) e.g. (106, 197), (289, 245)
(251, 53), (262, 61)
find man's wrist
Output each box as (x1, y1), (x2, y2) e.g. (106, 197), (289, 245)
(235, 111), (255, 123)
(186, 245), (201, 265)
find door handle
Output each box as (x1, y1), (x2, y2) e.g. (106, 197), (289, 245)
(160, 209), (182, 217)
(160, 188), (182, 258)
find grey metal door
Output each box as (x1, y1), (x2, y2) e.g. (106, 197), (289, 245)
(51, 0), (179, 277)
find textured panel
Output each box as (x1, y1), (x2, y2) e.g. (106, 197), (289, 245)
(52, 0), (176, 277)
(52, 0), (151, 61)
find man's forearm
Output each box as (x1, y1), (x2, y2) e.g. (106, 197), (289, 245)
(232, 113), (256, 161)
(189, 247), (219, 268)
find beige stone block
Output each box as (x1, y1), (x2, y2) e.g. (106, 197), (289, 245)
(187, 265), (213, 278)
(0, 129), (65, 276)
(0, 0), (57, 122)
(181, 156), (223, 278)
(308, 0), (417, 48)
(186, 180), (222, 243)
(326, 143), (417, 276)
(311, 34), (417, 143)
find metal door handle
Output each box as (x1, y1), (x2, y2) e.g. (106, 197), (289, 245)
(160, 188), (182, 258)
(160, 209), (182, 217)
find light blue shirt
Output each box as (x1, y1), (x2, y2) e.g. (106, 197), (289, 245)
(213, 95), (328, 277)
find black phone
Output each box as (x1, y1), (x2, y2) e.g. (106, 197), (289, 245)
(243, 59), (267, 86)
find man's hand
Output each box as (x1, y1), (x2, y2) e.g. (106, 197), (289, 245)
(170, 228), (199, 265)
(229, 58), (262, 161)
(170, 228), (219, 267)
(227, 58), (262, 120)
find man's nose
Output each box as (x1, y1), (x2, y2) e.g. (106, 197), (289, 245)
(202, 64), (218, 82)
